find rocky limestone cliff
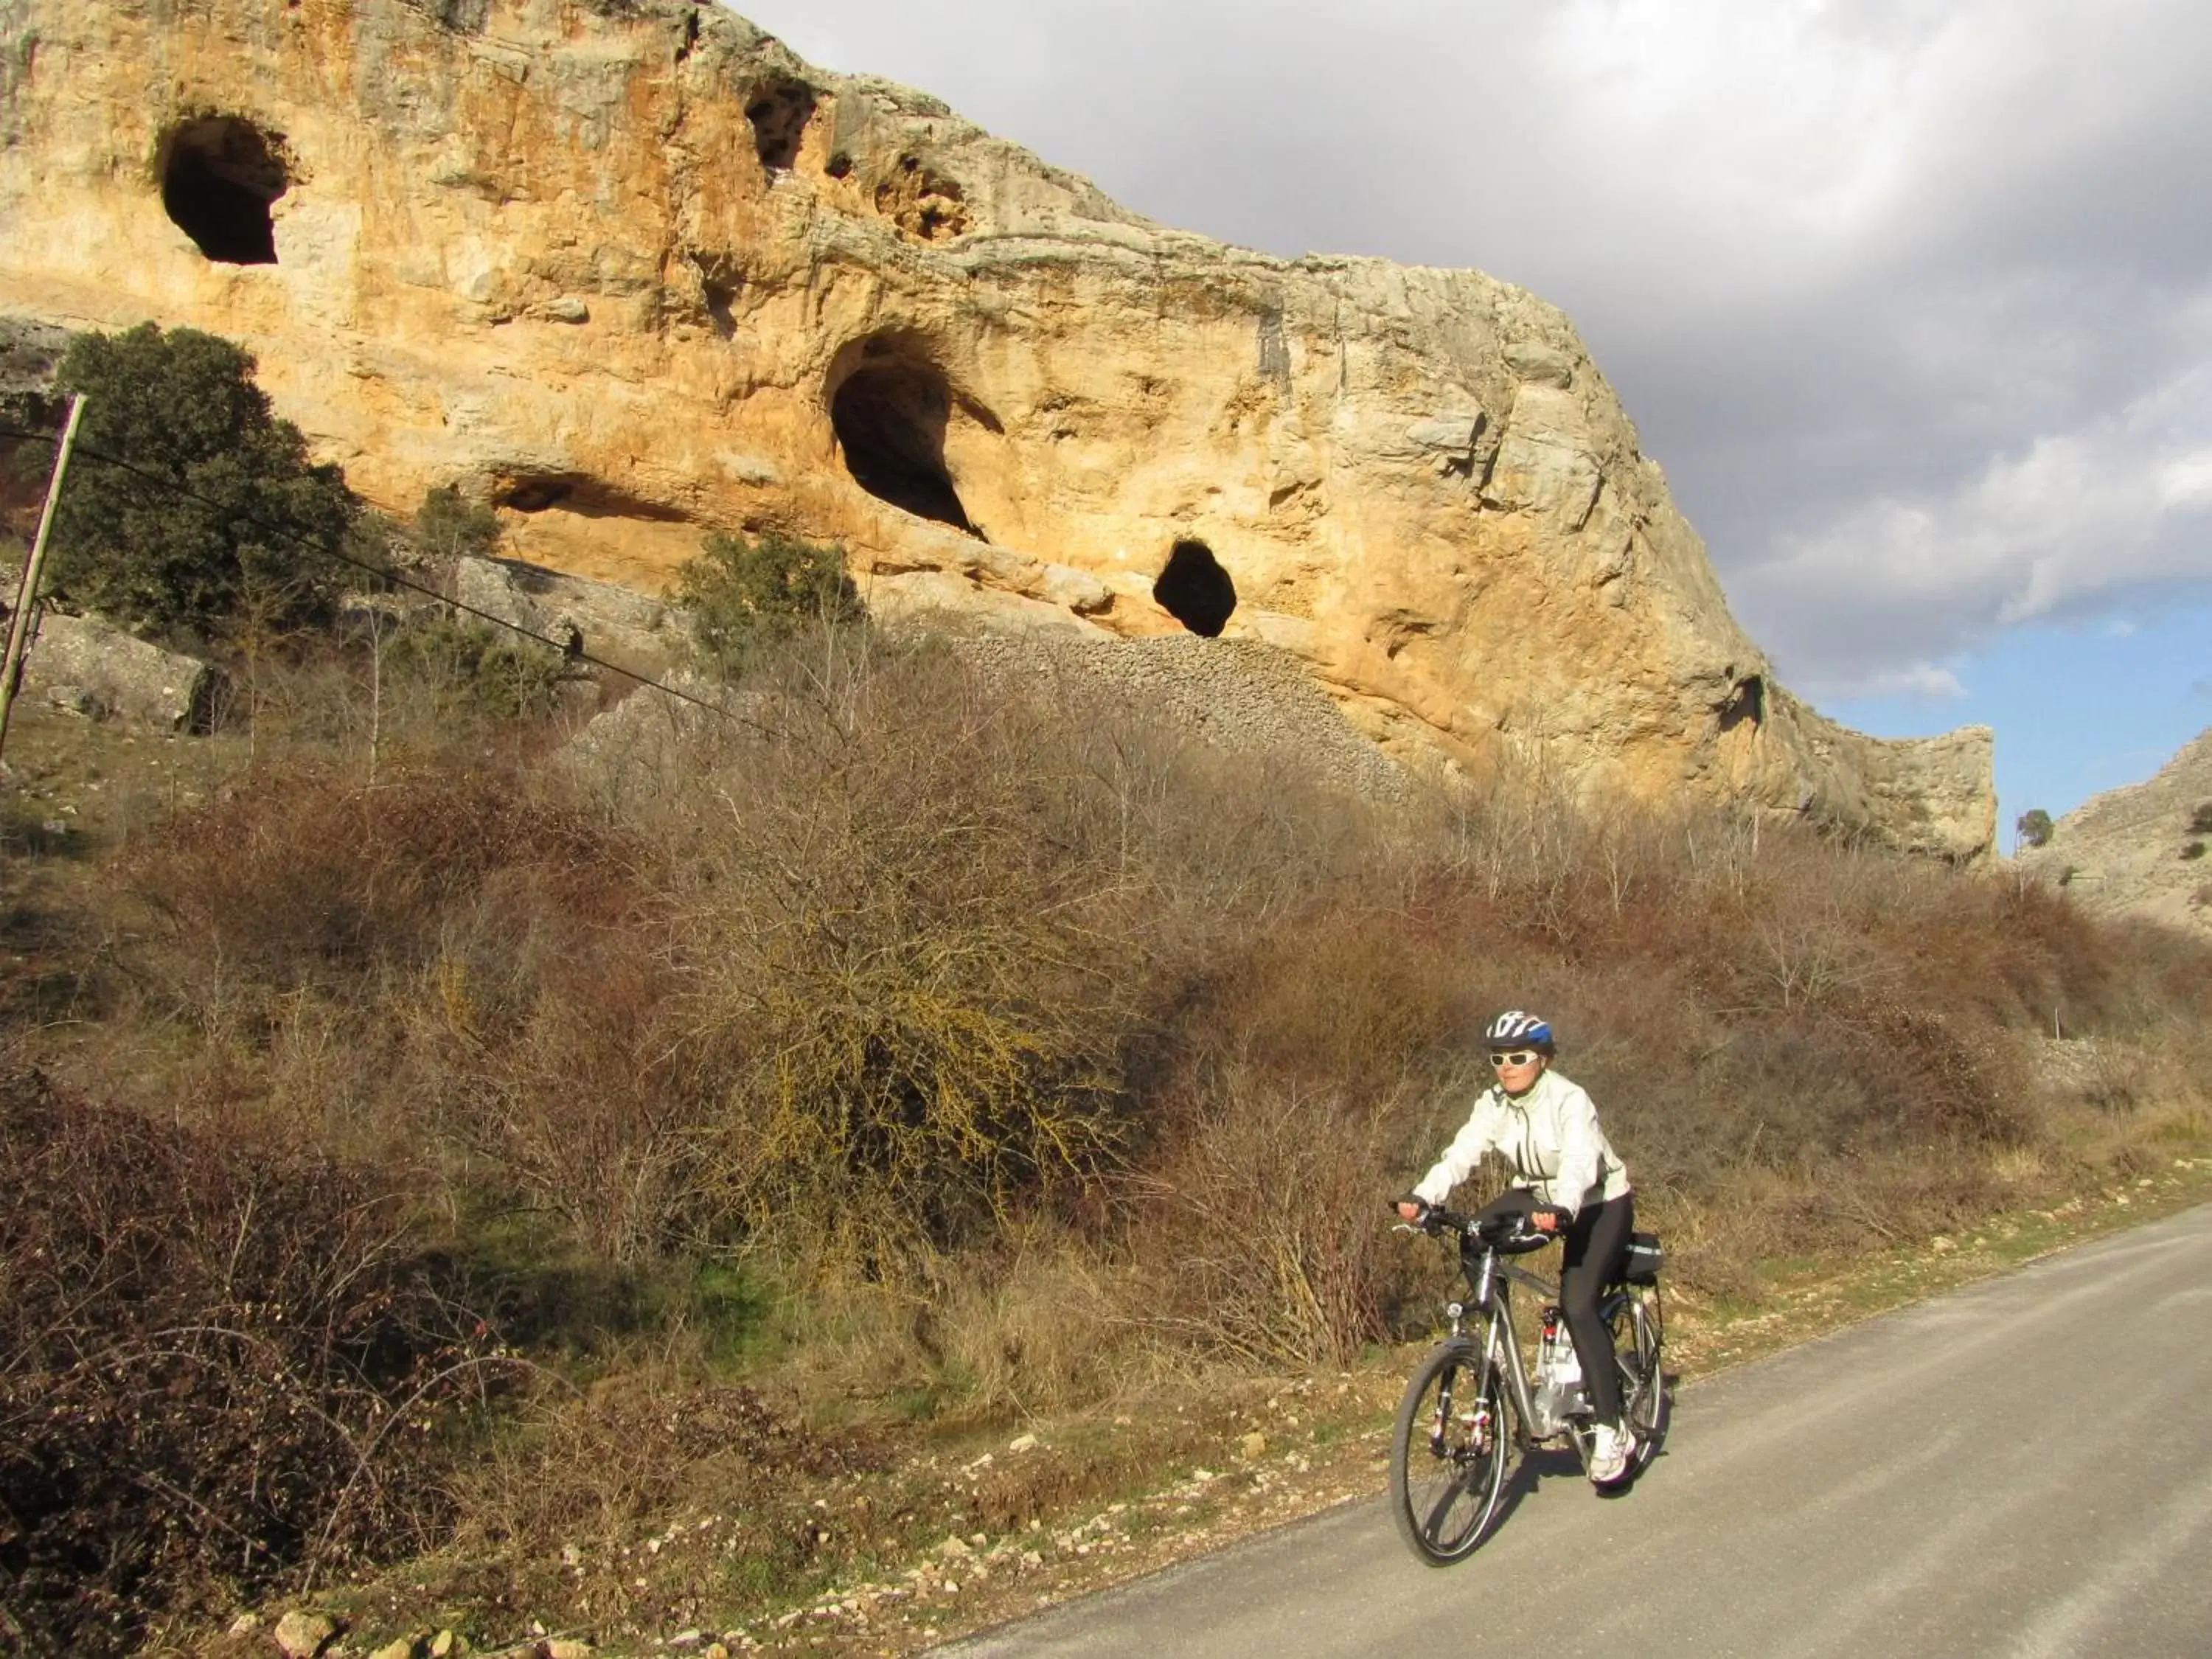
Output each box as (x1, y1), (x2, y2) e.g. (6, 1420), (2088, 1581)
(2017, 730), (2212, 933)
(0, 0), (1995, 855)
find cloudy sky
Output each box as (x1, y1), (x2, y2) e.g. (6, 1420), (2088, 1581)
(734, 0), (2212, 825)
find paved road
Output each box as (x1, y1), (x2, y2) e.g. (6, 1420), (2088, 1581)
(938, 1203), (2212, 1658)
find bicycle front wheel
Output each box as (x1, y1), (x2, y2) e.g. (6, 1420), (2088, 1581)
(1388, 1338), (1511, 1565)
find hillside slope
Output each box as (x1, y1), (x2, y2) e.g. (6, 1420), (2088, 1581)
(2019, 728), (2212, 933)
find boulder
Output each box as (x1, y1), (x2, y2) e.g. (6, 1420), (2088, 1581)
(273, 1609), (341, 1659)
(19, 611), (215, 731)
(0, 316), (70, 406)
(448, 554), (682, 681)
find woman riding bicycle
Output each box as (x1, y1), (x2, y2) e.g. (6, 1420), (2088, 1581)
(1396, 1010), (1637, 1484)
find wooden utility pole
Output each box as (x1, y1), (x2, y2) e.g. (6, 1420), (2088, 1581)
(0, 394), (88, 765)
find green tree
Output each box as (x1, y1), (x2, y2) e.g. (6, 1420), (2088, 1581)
(45, 323), (357, 638)
(674, 529), (863, 677)
(2015, 808), (2054, 850)
(411, 482), (502, 563)
(383, 615), (568, 722)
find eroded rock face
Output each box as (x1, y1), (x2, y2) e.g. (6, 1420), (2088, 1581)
(0, 0), (1994, 855)
(2017, 730), (2212, 933)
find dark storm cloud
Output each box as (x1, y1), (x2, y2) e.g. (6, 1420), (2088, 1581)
(732, 0), (2212, 700)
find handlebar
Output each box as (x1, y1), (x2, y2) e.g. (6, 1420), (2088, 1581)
(1392, 1199), (1554, 1254)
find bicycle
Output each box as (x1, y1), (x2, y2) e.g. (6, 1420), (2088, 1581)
(1386, 1204), (1667, 1565)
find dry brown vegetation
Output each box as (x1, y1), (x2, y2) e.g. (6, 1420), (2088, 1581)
(2, 621), (2208, 1652)
(0, 1069), (489, 1652)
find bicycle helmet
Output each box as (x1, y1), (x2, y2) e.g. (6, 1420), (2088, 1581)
(1483, 1009), (1554, 1052)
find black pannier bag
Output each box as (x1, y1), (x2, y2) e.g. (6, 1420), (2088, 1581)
(1623, 1231), (1663, 1285)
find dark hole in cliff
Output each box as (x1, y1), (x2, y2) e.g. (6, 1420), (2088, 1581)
(702, 279), (737, 338)
(1717, 675), (1765, 733)
(826, 152), (853, 180)
(746, 80), (817, 173)
(1154, 540), (1237, 637)
(160, 116), (288, 265)
(496, 477), (574, 513)
(491, 473), (693, 524)
(831, 361), (976, 533)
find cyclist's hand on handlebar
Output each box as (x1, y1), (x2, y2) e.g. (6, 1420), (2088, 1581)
(1392, 1194), (1431, 1225)
(1529, 1205), (1567, 1234)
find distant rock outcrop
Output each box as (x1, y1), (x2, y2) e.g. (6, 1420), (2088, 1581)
(2018, 730), (2212, 933)
(0, 0), (1994, 855)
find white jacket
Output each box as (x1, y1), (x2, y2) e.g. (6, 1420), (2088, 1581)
(1412, 1068), (1631, 1218)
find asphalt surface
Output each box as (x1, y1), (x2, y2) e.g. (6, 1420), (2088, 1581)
(936, 1202), (2212, 1658)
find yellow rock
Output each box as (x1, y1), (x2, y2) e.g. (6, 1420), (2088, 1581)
(273, 1610), (341, 1659)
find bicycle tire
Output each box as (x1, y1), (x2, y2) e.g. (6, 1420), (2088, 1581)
(1618, 1289), (1667, 1476)
(1388, 1338), (1511, 1565)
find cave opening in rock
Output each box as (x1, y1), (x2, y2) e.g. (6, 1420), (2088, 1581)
(159, 115), (289, 265)
(1154, 540), (1237, 636)
(496, 476), (574, 514)
(492, 472), (693, 524)
(830, 355), (975, 533)
(1717, 674), (1765, 734)
(746, 79), (817, 173)
(700, 276), (738, 338)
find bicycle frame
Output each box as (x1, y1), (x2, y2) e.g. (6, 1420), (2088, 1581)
(1441, 1235), (1562, 1447)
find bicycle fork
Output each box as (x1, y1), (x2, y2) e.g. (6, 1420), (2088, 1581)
(1430, 1343), (1503, 1458)
(1427, 1349), (1498, 1458)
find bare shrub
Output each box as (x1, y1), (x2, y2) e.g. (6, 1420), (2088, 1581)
(1769, 1147), (2013, 1253)
(751, 1226), (1140, 1422)
(652, 644), (1161, 1266)
(1176, 894), (1481, 1093)
(925, 1229), (1138, 1413)
(404, 866), (712, 1265)
(1132, 1074), (1416, 1369)
(102, 749), (720, 1267)
(122, 761), (608, 1001)
(451, 1359), (875, 1553)
(0, 1069), (485, 1655)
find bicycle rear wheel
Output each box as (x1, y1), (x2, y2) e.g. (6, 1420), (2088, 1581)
(1388, 1339), (1510, 1565)
(1616, 1290), (1666, 1475)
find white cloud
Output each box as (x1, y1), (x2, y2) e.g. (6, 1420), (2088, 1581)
(1735, 362), (2212, 692)
(1852, 662), (1969, 700)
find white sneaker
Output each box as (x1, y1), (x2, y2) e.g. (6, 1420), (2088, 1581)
(1587, 1420), (1632, 1484)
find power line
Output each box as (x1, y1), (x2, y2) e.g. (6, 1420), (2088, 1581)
(0, 422), (745, 723)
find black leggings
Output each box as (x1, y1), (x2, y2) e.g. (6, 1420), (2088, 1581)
(1481, 1188), (1635, 1425)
